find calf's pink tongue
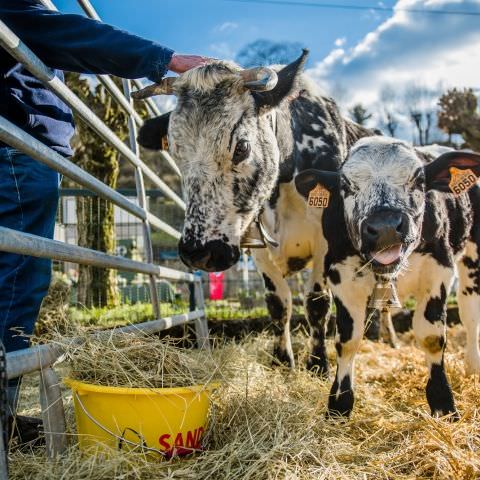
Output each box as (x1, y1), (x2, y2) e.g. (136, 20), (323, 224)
(372, 245), (402, 265)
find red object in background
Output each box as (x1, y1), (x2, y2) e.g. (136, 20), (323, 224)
(209, 272), (224, 300)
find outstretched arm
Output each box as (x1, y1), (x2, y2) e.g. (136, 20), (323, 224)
(0, 0), (207, 81)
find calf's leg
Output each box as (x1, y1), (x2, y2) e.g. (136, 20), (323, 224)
(304, 271), (331, 377)
(413, 277), (457, 418)
(327, 294), (367, 418)
(254, 250), (294, 368)
(457, 241), (480, 376)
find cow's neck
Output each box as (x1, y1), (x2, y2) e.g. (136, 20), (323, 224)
(273, 93), (374, 187)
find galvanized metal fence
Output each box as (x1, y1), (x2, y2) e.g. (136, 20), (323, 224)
(0, 0), (208, 469)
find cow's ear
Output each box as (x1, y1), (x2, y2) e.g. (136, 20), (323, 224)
(137, 112), (171, 150)
(252, 49), (308, 109)
(425, 151), (480, 192)
(294, 169), (340, 199)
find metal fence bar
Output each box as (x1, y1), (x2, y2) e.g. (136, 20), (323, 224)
(0, 227), (195, 282)
(194, 281), (210, 350)
(0, 116), (182, 239)
(0, 116), (144, 220)
(39, 368), (67, 458)
(42, 0), (182, 180)
(0, 341), (8, 479)
(6, 345), (63, 381)
(0, 20), (185, 210)
(73, 0), (183, 179)
(97, 75), (143, 127)
(39, 0), (143, 128)
(123, 78), (161, 318)
(6, 309), (206, 381)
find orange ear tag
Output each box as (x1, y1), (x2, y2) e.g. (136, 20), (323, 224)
(308, 184), (330, 208)
(448, 167), (478, 196)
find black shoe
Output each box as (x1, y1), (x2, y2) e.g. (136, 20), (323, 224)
(7, 415), (45, 450)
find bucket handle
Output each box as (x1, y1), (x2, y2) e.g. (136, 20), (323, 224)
(118, 427), (148, 452)
(73, 391), (166, 457)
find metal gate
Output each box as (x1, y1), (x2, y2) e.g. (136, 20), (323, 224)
(0, 0), (208, 472)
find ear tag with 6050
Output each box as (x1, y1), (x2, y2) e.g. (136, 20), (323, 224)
(449, 167), (478, 196)
(308, 184), (330, 208)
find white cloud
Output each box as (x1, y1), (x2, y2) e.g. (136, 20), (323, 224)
(334, 37), (346, 47)
(309, 0), (480, 119)
(214, 21), (239, 33)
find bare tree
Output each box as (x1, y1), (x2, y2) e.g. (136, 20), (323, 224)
(378, 85), (399, 137)
(403, 83), (440, 145)
(349, 103), (372, 125)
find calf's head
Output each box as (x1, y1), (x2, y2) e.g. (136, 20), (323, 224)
(136, 51), (308, 271)
(295, 136), (480, 276)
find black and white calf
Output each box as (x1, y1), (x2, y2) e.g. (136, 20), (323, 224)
(135, 51), (374, 374)
(295, 136), (480, 418)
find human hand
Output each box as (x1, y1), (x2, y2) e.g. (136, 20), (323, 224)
(168, 54), (212, 74)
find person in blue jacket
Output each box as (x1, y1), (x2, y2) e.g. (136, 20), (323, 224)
(0, 0), (208, 445)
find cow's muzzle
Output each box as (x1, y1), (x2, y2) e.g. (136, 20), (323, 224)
(361, 210), (410, 274)
(178, 238), (240, 272)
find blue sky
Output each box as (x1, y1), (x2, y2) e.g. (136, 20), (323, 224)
(55, 0), (480, 141)
(55, 0), (396, 65)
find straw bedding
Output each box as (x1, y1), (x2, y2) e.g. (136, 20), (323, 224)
(9, 325), (480, 479)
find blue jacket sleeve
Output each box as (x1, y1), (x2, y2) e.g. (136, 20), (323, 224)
(0, 0), (174, 82)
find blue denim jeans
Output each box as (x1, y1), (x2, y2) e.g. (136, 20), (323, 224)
(0, 147), (59, 360)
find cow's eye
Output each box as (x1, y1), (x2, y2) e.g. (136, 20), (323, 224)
(341, 175), (357, 196)
(233, 140), (251, 164)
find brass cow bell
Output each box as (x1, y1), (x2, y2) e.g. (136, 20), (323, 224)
(240, 221), (266, 249)
(369, 280), (401, 310)
(240, 219), (279, 250)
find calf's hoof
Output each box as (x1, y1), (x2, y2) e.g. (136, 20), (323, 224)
(271, 345), (295, 369)
(431, 409), (460, 422)
(306, 355), (329, 379)
(325, 407), (351, 421)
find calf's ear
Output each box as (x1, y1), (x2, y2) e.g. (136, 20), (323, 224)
(294, 169), (340, 199)
(137, 112), (171, 150)
(425, 151), (480, 192)
(253, 49), (308, 109)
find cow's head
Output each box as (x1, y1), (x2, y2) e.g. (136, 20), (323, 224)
(136, 51), (308, 271)
(295, 136), (480, 277)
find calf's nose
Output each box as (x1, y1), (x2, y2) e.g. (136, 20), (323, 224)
(362, 211), (408, 248)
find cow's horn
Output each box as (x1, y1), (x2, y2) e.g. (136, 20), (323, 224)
(131, 77), (176, 99)
(240, 67), (278, 92)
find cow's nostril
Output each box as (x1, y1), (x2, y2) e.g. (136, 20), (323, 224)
(366, 225), (378, 238)
(395, 217), (404, 233)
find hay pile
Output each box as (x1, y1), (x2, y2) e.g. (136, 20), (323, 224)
(34, 273), (71, 339)
(9, 325), (480, 479)
(57, 330), (227, 389)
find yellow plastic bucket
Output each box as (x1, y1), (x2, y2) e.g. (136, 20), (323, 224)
(64, 378), (218, 458)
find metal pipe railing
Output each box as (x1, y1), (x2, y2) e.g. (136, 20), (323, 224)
(123, 78), (161, 319)
(0, 115), (182, 239)
(40, 0), (183, 180)
(0, 227), (196, 282)
(74, 0), (183, 179)
(0, 20), (185, 210)
(5, 309), (205, 381)
(38, 0), (143, 128)
(1, 2), (211, 465)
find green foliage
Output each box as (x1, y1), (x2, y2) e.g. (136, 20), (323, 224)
(438, 88), (480, 150)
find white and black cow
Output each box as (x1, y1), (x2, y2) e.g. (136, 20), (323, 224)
(135, 51), (374, 374)
(295, 136), (480, 418)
